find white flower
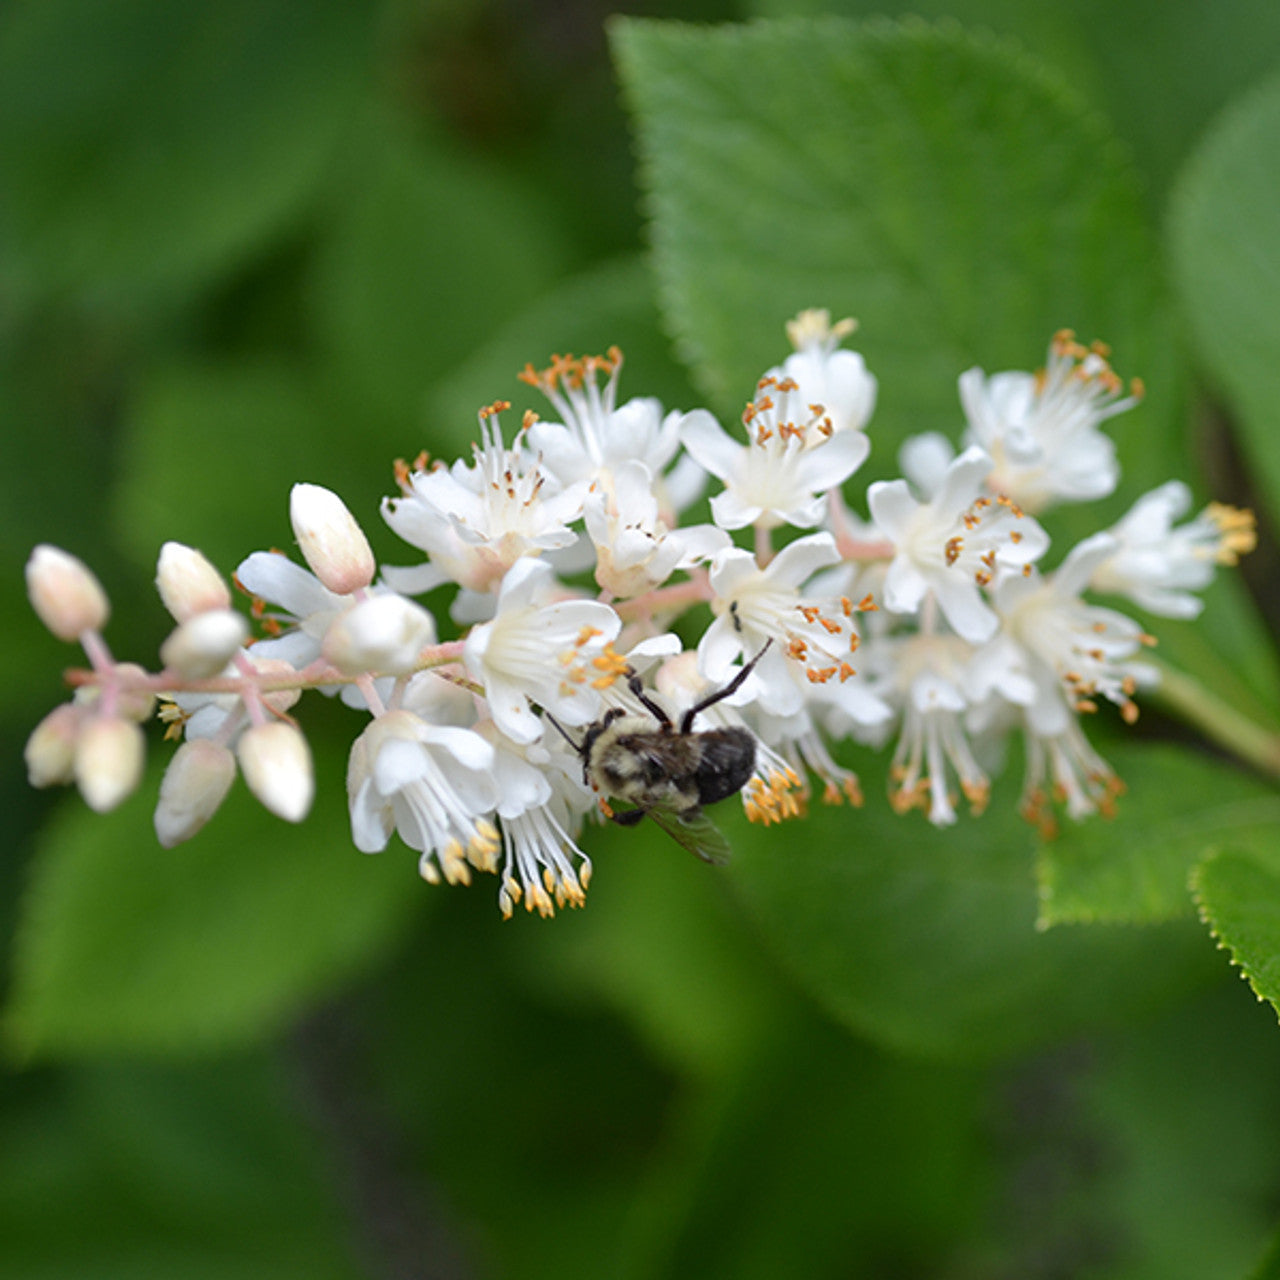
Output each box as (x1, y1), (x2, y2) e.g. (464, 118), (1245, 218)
(382, 404), (585, 598)
(74, 716), (145, 813)
(753, 703), (864, 813)
(321, 593), (437, 676)
(896, 432), (956, 500)
(290, 483), (376, 596)
(778, 308), (878, 436)
(582, 459), (729, 600)
(874, 633), (990, 826)
(237, 721), (313, 823)
(475, 724), (595, 919)
(463, 557), (622, 744)
(154, 739), (237, 847)
(1089, 481), (1257, 618)
(25, 703), (82, 788)
(235, 549), (353, 670)
(959, 330), (1142, 513)
(347, 709), (500, 883)
(993, 532), (1154, 726)
(521, 348), (685, 488)
(159, 609), (250, 679)
(700, 534), (863, 717)
(26, 545), (110, 642)
(1020, 714), (1125, 833)
(682, 375), (869, 531)
(156, 542), (232, 621)
(868, 445), (1048, 643)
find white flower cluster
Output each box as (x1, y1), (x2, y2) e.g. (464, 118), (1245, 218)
(24, 316), (1256, 915)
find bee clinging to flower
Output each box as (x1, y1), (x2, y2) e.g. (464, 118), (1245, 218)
(548, 644), (771, 864)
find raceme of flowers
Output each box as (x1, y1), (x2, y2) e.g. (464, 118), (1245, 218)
(24, 314), (1256, 917)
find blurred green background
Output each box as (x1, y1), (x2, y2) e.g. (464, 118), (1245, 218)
(5, 1), (1280, 1277)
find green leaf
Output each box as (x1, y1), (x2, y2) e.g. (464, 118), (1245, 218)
(723, 751), (1218, 1061)
(431, 255), (701, 428)
(6, 740), (420, 1058)
(744, 0), (1280, 209)
(0, 1056), (365, 1279)
(504, 819), (795, 1080)
(0, 0), (372, 309)
(612, 16), (1176, 493)
(1037, 744), (1280, 927)
(1169, 68), (1280, 525)
(636, 1026), (986, 1278)
(1073, 981), (1280, 1280)
(112, 361), (330, 573)
(309, 111), (571, 433)
(1251, 1230), (1280, 1280)
(111, 358), (412, 578)
(1194, 843), (1280, 1022)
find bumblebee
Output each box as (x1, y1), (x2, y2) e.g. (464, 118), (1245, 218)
(552, 644), (769, 864)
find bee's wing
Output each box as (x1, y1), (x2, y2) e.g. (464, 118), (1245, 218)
(647, 806), (732, 866)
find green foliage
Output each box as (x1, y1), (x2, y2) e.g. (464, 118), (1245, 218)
(5, 1), (1280, 1275)
(1038, 743), (1280, 926)
(611, 14), (1174, 488)
(726, 755), (1220, 1059)
(7, 740), (419, 1058)
(0, 1056), (366, 1278)
(1170, 68), (1280, 519)
(0, 0), (374, 310)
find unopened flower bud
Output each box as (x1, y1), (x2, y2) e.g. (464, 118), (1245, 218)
(74, 716), (145, 813)
(290, 483), (375, 595)
(156, 542), (231, 622)
(237, 721), (313, 823)
(322, 594), (436, 676)
(154, 739), (236, 847)
(25, 703), (84, 788)
(110, 662), (158, 723)
(160, 609), (249, 679)
(26, 545), (109, 642)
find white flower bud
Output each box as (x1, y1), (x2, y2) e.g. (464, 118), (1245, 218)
(154, 739), (236, 847)
(26, 545), (110, 642)
(74, 716), (145, 813)
(159, 609), (249, 679)
(290, 483), (375, 595)
(321, 594), (436, 676)
(237, 721), (313, 823)
(25, 703), (84, 788)
(156, 542), (232, 622)
(109, 662), (158, 723)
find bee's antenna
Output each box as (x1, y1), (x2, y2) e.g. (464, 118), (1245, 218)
(680, 639), (773, 732)
(542, 711), (581, 752)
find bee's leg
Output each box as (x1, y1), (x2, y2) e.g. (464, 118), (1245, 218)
(609, 808), (646, 827)
(680, 639), (773, 732)
(627, 671), (673, 728)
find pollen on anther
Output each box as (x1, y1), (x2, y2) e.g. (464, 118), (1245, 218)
(590, 642), (629, 688)
(945, 536), (963, 566)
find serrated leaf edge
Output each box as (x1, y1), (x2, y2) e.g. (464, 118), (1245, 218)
(1190, 847), (1280, 1022)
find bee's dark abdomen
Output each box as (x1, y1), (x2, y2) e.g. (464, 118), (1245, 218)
(694, 727), (756, 806)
